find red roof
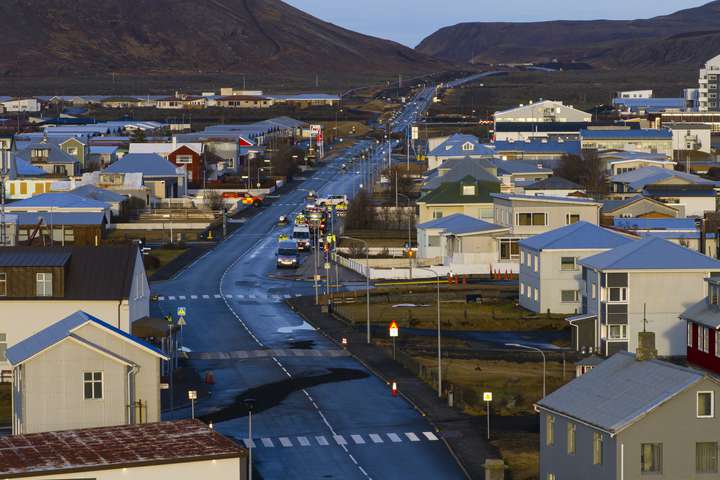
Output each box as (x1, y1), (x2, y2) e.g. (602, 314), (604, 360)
(0, 420), (245, 477)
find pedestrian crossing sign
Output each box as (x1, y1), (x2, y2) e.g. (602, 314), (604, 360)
(177, 307), (186, 317)
(484, 392), (493, 402)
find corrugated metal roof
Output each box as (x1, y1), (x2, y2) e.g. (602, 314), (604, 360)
(519, 221), (635, 251)
(580, 236), (720, 270)
(6, 310), (166, 366)
(612, 98), (686, 109)
(7, 192), (109, 210)
(493, 139), (581, 155)
(610, 166), (717, 191)
(601, 195), (675, 214)
(537, 351), (704, 433)
(104, 153), (180, 177)
(681, 297), (720, 329)
(491, 159), (553, 175)
(581, 129), (672, 140)
(491, 193), (601, 205)
(525, 176), (583, 191)
(0, 249), (71, 267)
(0, 419), (244, 476)
(428, 134), (495, 158)
(417, 213), (506, 235)
(71, 185), (127, 203)
(13, 211), (106, 226)
(613, 217), (698, 231)
(423, 157), (500, 191)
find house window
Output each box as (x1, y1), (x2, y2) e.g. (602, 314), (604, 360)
(0, 334), (6, 361)
(688, 322), (694, 348)
(566, 213), (580, 225)
(560, 257), (577, 271)
(517, 212), (547, 226)
(66, 147), (78, 156)
(591, 283), (597, 300)
(567, 422), (576, 455)
(0, 273), (5, 296)
(428, 236), (440, 248)
(176, 154), (193, 164)
(520, 251), (525, 264)
(36, 273), (52, 297)
(608, 287), (627, 303)
(698, 391), (715, 418)
(546, 415), (555, 446)
(561, 290), (579, 303)
(608, 324), (627, 340)
(83, 372), (103, 399)
(534, 255), (538, 272)
(534, 288), (539, 302)
(499, 239), (519, 260)
(593, 432), (603, 465)
(462, 142), (474, 151)
(432, 211), (443, 220)
(462, 185), (476, 196)
(699, 326), (710, 353)
(547, 475), (556, 480)
(711, 286), (719, 305)
(716, 332), (720, 359)
(520, 283), (525, 296)
(641, 443), (663, 474)
(697, 442), (719, 473)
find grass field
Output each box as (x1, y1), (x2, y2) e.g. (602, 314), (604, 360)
(335, 298), (567, 332)
(144, 248), (188, 277)
(492, 431), (540, 480)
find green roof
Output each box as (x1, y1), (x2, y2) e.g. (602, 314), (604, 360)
(419, 175), (500, 205)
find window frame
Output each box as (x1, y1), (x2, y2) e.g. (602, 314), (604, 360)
(608, 286), (628, 304)
(593, 432), (603, 465)
(83, 371), (104, 400)
(696, 442), (719, 474)
(640, 442), (663, 474)
(545, 414), (555, 446)
(516, 212), (548, 226)
(699, 326), (710, 354)
(561, 290), (579, 303)
(35, 272), (53, 297)
(565, 213), (581, 225)
(560, 256), (578, 271)
(0, 272), (6, 296)
(697, 391), (715, 418)
(689, 322), (694, 348)
(566, 422), (576, 455)
(608, 324), (628, 341)
(499, 238), (520, 261)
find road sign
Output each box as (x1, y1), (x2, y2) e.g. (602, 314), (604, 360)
(188, 390), (197, 400)
(177, 317), (187, 327)
(484, 392), (493, 402)
(177, 307), (186, 317)
(160, 383), (169, 390)
(411, 126), (419, 140)
(314, 274), (321, 281)
(324, 262), (331, 270)
(389, 321), (399, 338)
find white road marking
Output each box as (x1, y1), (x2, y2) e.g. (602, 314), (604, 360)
(202, 294), (210, 299)
(190, 295), (198, 299)
(423, 431), (439, 441)
(168, 296), (176, 300)
(387, 433), (402, 443)
(179, 295), (186, 300)
(279, 437), (293, 447)
(158, 296), (165, 301)
(316, 435), (329, 446)
(297, 436), (310, 447)
(334, 435), (347, 445)
(351, 435), (365, 445)
(261, 438), (274, 448)
(405, 432), (420, 442)
(214, 294), (222, 298)
(369, 434), (383, 444)
(243, 439), (256, 448)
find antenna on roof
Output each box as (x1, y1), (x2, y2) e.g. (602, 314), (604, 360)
(643, 303), (648, 333)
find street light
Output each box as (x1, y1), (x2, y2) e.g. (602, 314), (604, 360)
(244, 398), (256, 480)
(397, 193), (414, 278)
(415, 267), (442, 398)
(506, 343), (546, 398)
(340, 236), (370, 344)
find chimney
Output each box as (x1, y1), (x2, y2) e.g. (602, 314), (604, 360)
(636, 331), (657, 361)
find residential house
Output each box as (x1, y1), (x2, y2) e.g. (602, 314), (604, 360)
(0, 245), (150, 375)
(70, 184), (128, 217)
(216, 95), (274, 109)
(5, 192), (112, 245)
(15, 139), (80, 177)
(571, 236), (720, 357)
(0, 420), (247, 479)
(2, 151), (53, 200)
(599, 151), (675, 176)
(104, 153), (187, 198)
(0, 98), (41, 112)
(643, 184), (717, 217)
(492, 138), (581, 164)
(417, 175), (500, 224)
(538, 346), (720, 480)
(613, 217), (717, 258)
(682, 278), (720, 375)
(493, 100), (592, 142)
(493, 160), (553, 192)
(608, 166), (718, 206)
(601, 195), (680, 221)
(581, 129), (673, 157)
(519, 222), (635, 314)
(666, 122), (712, 154)
(58, 135), (89, 168)
(416, 213), (510, 266)
(421, 157), (499, 193)
(88, 145), (119, 167)
(8, 311), (167, 434)
(0, 214), (17, 246)
(129, 141), (204, 184)
(101, 97), (143, 109)
(270, 93), (340, 107)
(523, 176), (585, 197)
(426, 134), (496, 171)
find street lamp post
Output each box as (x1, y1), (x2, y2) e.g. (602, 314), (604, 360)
(341, 236), (370, 344)
(416, 267), (442, 398)
(244, 398), (256, 480)
(397, 193), (414, 279)
(506, 343), (546, 398)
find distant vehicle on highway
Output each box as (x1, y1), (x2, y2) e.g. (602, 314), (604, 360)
(276, 240), (300, 269)
(292, 225), (312, 251)
(316, 194), (348, 207)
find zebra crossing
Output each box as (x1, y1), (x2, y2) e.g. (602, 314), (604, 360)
(240, 431), (439, 449)
(155, 293), (304, 302)
(189, 348), (349, 360)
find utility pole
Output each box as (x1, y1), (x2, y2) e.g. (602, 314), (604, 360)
(0, 150), (7, 246)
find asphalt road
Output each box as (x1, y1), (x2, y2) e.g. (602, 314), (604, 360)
(151, 94), (467, 480)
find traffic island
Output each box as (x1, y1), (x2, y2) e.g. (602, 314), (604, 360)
(288, 295), (501, 480)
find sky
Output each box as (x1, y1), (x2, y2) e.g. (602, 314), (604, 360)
(284, 0), (711, 47)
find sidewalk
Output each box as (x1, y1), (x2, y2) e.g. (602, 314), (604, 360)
(289, 296), (500, 480)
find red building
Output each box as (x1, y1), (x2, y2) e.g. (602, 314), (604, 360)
(168, 145), (202, 184)
(682, 278), (720, 373)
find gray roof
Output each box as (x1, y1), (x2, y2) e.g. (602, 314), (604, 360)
(428, 133), (495, 158)
(580, 236), (720, 271)
(524, 176), (583, 191)
(417, 213), (507, 235)
(0, 250), (71, 267)
(680, 296), (720, 329)
(519, 221), (635, 252)
(423, 157), (499, 191)
(71, 185), (127, 203)
(16, 141), (78, 165)
(104, 153), (180, 177)
(14, 211), (106, 226)
(537, 351), (705, 433)
(600, 195), (675, 214)
(610, 166), (717, 191)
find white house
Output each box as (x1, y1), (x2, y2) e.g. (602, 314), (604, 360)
(518, 222), (635, 314)
(666, 122), (712, 154)
(494, 100), (591, 141)
(1, 98), (41, 112)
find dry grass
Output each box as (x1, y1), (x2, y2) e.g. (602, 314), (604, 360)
(336, 299), (567, 332)
(492, 431), (540, 480)
(414, 357), (571, 416)
(145, 248), (188, 276)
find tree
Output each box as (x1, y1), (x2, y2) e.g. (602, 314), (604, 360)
(555, 149), (607, 197)
(130, 129), (146, 143)
(204, 190), (225, 211)
(345, 189), (377, 229)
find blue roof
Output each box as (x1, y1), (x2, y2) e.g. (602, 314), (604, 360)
(89, 146), (119, 155)
(491, 159), (552, 175)
(580, 236), (720, 271)
(71, 185), (127, 203)
(14, 211), (106, 226)
(643, 186), (717, 197)
(14, 158), (47, 177)
(611, 166), (717, 191)
(428, 134), (495, 157)
(612, 98), (686, 110)
(519, 221), (635, 251)
(104, 153), (179, 176)
(613, 217), (698, 231)
(417, 213), (506, 235)
(8, 192), (109, 210)
(491, 193), (601, 204)
(492, 139), (581, 155)
(6, 311), (167, 366)
(581, 129), (672, 140)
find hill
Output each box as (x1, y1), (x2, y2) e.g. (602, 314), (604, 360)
(415, 1), (720, 68)
(0, 0), (445, 91)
